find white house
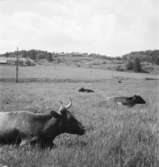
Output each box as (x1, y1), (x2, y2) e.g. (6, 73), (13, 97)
(0, 57), (8, 64)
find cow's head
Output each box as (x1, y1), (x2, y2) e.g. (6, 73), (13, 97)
(56, 100), (85, 135)
(79, 88), (85, 92)
(132, 95), (146, 104)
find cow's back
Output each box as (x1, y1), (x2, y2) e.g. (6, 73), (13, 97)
(0, 111), (53, 137)
(113, 96), (127, 103)
(0, 111), (32, 133)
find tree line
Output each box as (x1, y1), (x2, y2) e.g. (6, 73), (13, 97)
(123, 50), (159, 65)
(1, 50), (112, 62)
(1, 49), (158, 64)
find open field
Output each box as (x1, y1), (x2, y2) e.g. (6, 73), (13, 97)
(0, 65), (159, 167)
(0, 65), (159, 81)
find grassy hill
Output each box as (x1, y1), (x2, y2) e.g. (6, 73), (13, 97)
(0, 49), (159, 73)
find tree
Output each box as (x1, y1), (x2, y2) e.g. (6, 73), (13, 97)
(47, 53), (53, 62)
(126, 60), (133, 70)
(133, 58), (142, 72)
(4, 52), (10, 57)
(126, 58), (143, 72)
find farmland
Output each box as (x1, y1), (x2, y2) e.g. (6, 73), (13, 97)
(0, 64), (159, 167)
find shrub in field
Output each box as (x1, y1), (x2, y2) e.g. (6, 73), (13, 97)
(126, 58), (143, 72)
(133, 58), (142, 72)
(116, 65), (125, 71)
(126, 60), (133, 70)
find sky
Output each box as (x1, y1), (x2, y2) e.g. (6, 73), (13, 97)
(0, 0), (158, 57)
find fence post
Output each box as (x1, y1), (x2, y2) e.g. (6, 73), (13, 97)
(16, 47), (19, 83)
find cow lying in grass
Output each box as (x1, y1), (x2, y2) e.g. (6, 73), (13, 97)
(0, 100), (85, 148)
(78, 87), (94, 93)
(113, 95), (146, 107)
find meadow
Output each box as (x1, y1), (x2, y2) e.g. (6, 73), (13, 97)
(0, 65), (159, 167)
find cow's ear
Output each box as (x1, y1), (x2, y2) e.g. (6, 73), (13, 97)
(61, 109), (71, 119)
(61, 109), (67, 116)
(50, 111), (61, 118)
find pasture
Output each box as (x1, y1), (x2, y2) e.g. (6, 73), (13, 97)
(0, 65), (159, 167)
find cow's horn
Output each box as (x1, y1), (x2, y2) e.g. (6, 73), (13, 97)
(65, 99), (72, 109)
(58, 101), (64, 112)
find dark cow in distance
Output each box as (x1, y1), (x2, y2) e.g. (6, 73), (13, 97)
(113, 95), (146, 107)
(78, 87), (94, 93)
(0, 100), (85, 148)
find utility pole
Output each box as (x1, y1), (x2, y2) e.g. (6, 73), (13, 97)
(16, 47), (19, 83)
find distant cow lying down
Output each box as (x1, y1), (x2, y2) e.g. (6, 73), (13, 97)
(113, 95), (146, 107)
(0, 100), (85, 148)
(78, 88), (94, 93)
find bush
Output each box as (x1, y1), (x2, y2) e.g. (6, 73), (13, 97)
(47, 53), (53, 62)
(133, 58), (142, 72)
(116, 65), (124, 71)
(126, 58), (143, 72)
(126, 61), (133, 70)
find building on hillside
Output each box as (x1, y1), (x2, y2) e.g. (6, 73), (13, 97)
(0, 57), (8, 64)
(0, 57), (35, 66)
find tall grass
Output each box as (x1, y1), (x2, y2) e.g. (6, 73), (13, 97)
(0, 72), (158, 166)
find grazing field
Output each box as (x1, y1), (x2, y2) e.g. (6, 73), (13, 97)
(0, 65), (159, 167)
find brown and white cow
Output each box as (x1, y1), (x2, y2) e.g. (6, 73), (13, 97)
(0, 100), (85, 148)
